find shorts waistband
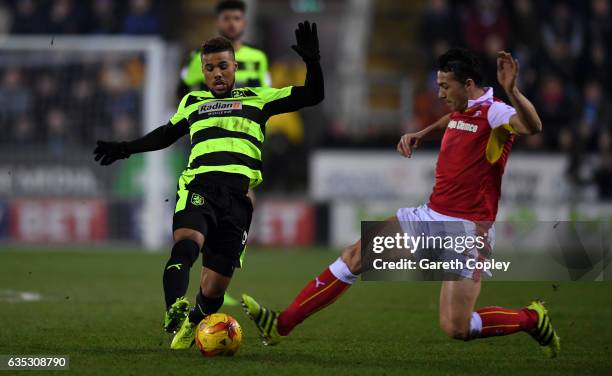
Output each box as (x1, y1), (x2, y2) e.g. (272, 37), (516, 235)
(190, 172), (250, 195)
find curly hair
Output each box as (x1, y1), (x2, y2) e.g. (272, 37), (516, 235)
(201, 37), (235, 58)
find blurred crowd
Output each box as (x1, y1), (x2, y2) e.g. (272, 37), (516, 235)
(414, 0), (612, 195)
(0, 0), (161, 35)
(417, 0), (611, 151)
(0, 0), (610, 196)
(0, 56), (144, 152)
(0, 0), (161, 153)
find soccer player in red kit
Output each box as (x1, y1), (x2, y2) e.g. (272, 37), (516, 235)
(242, 48), (561, 357)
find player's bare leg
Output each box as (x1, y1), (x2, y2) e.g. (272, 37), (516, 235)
(172, 266), (231, 350)
(439, 278), (481, 339)
(439, 278), (560, 357)
(163, 228), (204, 333)
(246, 188), (256, 208)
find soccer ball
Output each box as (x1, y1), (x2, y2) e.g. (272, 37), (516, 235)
(195, 313), (243, 357)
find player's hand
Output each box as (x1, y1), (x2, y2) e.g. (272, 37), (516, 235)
(397, 133), (421, 158)
(497, 51), (519, 93)
(93, 140), (130, 166)
(291, 21), (320, 62)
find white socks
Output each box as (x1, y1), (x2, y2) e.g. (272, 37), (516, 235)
(329, 257), (358, 284)
(469, 312), (482, 339)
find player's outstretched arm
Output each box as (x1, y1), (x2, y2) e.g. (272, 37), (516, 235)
(397, 113), (450, 158)
(264, 21), (324, 116)
(497, 51), (542, 135)
(294, 21), (324, 105)
(93, 121), (189, 166)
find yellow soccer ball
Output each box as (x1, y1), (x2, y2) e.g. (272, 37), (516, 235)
(195, 313), (243, 357)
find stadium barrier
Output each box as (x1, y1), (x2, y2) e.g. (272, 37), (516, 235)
(2, 148), (610, 248)
(310, 150), (569, 202)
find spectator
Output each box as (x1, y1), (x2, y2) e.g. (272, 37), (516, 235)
(122, 0), (159, 35)
(535, 75), (577, 150)
(0, 1), (11, 34)
(510, 0), (541, 50)
(89, 0), (120, 34)
(541, 2), (583, 78)
(507, 1), (542, 99)
(587, 0), (611, 47)
(564, 79), (612, 182)
(10, 0), (42, 34)
(577, 81), (611, 151)
(99, 64), (139, 117)
(12, 115), (36, 144)
(33, 74), (60, 124)
(462, 0), (509, 54)
(419, 0), (460, 52)
(69, 76), (107, 142)
(111, 113), (137, 140)
(47, 0), (85, 34)
(481, 32), (506, 97)
(5, 0), (160, 36)
(599, 128), (611, 151)
(45, 108), (71, 153)
(0, 68), (30, 118)
(576, 43), (611, 90)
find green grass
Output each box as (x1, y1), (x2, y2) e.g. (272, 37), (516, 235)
(0, 248), (611, 375)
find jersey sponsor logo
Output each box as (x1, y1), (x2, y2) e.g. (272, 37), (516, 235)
(190, 193), (205, 206)
(448, 119), (478, 133)
(198, 101), (243, 115)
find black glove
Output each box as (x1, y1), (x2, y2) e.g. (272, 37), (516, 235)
(93, 140), (130, 166)
(291, 21), (320, 62)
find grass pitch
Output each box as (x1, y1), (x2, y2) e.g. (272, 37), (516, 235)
(1, 248), (611, 375)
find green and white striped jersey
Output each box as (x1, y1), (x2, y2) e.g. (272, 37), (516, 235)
(170, 86), (305, 188)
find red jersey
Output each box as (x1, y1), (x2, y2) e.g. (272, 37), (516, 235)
(428, 88), (516, 222)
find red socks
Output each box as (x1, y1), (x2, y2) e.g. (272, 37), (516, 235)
(476, 306), (538, 338)
(274, 259), (539, 340)
(277, 267), (351, 336)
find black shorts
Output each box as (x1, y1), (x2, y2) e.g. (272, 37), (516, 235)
(173, 175), (253, 277)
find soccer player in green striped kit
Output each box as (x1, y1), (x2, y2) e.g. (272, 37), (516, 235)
(179, 0), (269, 309)
(93, 21), (323, 350)
(178, 0), (270, 97)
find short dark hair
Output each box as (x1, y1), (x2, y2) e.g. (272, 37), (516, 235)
(216, 0), (246, 15)
(437, 48), (484, 86)
(201, 36), (235, 58)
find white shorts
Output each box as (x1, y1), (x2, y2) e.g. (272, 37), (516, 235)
(396, 204), (496, 280)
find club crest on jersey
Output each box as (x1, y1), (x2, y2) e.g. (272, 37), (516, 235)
(448, 119), (478, 133)
(191, 193), (205, 206)
(198, 101), (242, 115)
(232, 88), (257, 98)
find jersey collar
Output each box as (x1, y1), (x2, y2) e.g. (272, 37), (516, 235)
(211, 86), (235, 99)
(467, 87), (493, 108)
